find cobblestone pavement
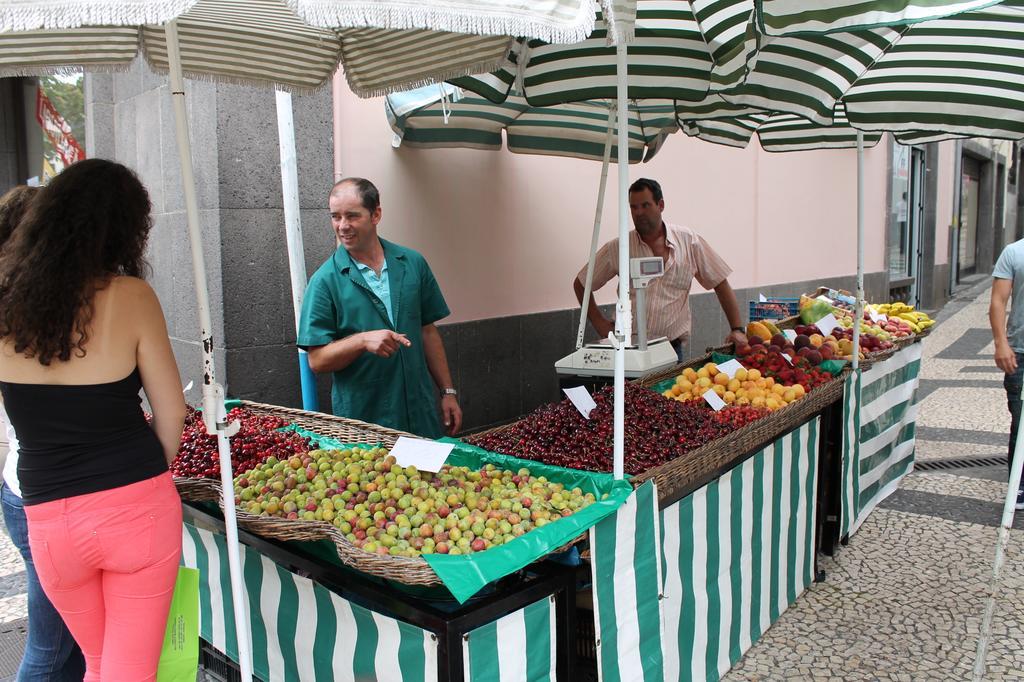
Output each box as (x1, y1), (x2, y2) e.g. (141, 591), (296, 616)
(0, 279), (1020, 681)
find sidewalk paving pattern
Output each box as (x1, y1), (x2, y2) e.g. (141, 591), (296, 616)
(0, 282), (1020, 680)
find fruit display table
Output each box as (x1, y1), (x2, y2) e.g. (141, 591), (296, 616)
(181, 503), (578, 682)
(170, 359), (850, 682)
(838, 342), (923, 539)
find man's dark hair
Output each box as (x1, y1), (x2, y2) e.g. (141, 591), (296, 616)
(332, 177), (380, 213)
(629, 178), (663, 203)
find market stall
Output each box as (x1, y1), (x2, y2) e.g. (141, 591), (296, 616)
(152, 269), (938, 682)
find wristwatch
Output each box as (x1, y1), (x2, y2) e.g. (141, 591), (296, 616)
(731, 326), (745, 333)
(441, 388), (458, 397)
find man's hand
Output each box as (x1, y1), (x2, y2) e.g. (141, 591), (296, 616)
(362, 330), (411, 358)
(996, 340), (1018, 375)
(727, 330), (748, 347)
(441, 395), (462, 436)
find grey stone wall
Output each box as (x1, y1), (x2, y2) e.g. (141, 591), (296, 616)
(0, 79), (21, 191)
(85, 61), (335, 408)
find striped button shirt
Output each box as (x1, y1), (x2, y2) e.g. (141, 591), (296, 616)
(576, 223), (732, 343)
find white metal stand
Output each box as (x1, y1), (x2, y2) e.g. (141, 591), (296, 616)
(612, 41), (630, 481)
(576, 103), (618, 350)
(165, 21), (253, 682)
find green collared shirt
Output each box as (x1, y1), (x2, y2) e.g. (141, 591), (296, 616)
(297, 238), (450, 438)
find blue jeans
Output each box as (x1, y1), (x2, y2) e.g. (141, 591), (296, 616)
(0, 482), (84, 682)
(1004, 352), (1024, 484)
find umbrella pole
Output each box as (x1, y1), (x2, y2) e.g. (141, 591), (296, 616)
(852, 131), (864, 371)
(165, 21), (254, 682)
(613, 41), (630, 480)
(576, 103), (618, 350)
(274, 90), (318, 411)
(974, 378), (1024, 677)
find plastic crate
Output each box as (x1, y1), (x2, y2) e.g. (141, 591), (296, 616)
(749, 298), (799, 321)
(199, 639), (260, 682)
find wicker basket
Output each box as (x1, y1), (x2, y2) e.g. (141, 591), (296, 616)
(470, 350), (846, 504)
(325, 525), (442, 585)
(233, 509), (336, 543)
(211, 402), (586, 587)
(237, 400), (414, 446)
(173, 476), (221, 502)
(631, 373), (846, 501)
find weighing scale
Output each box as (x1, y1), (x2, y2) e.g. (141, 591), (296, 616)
(556, 256), (679, 379)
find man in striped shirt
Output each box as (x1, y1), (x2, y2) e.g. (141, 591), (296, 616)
(573, 178), (747, 362)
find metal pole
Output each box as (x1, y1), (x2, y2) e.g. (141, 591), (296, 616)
(852, 131), (865, 371)
(973, 396), (1024, 679)
(274, 89), (318, 411)
(576, 104), (618, 350)
(613, 41), (630, 481)
(165, 21), (253, 682)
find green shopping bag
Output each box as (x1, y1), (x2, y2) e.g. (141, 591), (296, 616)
(156, 567), (200, 682)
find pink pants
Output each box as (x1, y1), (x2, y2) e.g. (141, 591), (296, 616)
(24, 472), (183, 682)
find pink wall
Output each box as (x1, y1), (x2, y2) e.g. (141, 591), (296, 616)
(933, 141), (956, 265)
(333, 74), (891, 323)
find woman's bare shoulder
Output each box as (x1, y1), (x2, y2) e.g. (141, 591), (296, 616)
(107, 275), (160, 304)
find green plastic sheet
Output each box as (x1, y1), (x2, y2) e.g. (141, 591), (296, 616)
(277, 425), (633, 603)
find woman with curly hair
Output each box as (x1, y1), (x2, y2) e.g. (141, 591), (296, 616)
(0, 159), (187, 681)
(0, 184), (86, 681)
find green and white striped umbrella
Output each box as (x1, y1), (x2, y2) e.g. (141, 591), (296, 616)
(680, 103), (884, 151)
(686, 0), (908, 125)
(686, 0), (1024, 141)
(755, 0), (1004, 35)
(1, 0), (602, 43)
(387, 84), (678, 162)
(0, 0), (522, 95)
(843, 1), (1024, 140)
(450, 0), (714, 106)
(0, 0), (632, 96)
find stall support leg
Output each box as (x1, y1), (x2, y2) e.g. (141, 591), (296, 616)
(816, 399), (844, 559)
(554, 570), (576, 682)
(439, 624), (464, 682)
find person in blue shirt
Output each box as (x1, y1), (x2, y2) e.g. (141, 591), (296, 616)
(991, 239), (1024, 509)
(298, 178), (462, 438)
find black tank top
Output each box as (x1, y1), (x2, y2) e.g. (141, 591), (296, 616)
(0, 368), (168, 505)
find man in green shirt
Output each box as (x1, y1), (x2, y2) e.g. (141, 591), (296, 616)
(298, 178), (462, 438)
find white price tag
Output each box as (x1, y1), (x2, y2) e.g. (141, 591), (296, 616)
(868, 310), (887, 324)
(758, 293), (767, 303)
(563, 386), (598, 419)
(715, 358), (745, 379)
(782, 329), (797, 343)
(815, 313), (839, 337)
(390, 436), (455, 473)
(703, 389), (726, 411)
